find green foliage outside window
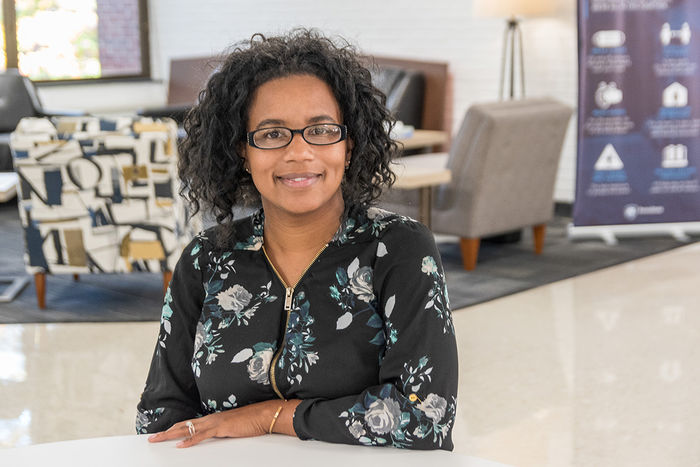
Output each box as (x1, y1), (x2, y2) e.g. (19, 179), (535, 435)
(16, 0), (100, 80)
(2, 0), (147, 82)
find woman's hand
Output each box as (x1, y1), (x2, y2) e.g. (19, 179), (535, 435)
(148, 399), (301, 448)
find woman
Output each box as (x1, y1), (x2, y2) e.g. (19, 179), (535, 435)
(137, 29), (458, 451)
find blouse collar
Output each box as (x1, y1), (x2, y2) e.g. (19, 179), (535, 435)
(230, 205), (405, 251)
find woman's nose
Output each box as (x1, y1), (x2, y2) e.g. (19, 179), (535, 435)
(283, 133), (314, 161)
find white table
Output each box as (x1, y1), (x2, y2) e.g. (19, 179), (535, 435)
(392, 152), (451, 227)
(0, 172), (18, 202)
(0, 434), (511, 467)
(398, 130), (449, 151)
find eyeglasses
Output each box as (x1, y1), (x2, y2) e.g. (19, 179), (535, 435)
(247, 123), (347, 150)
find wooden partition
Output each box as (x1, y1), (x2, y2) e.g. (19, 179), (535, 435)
(164, 55), (451, 136)
(364, 56), (450, 133)
(166, 57), (219, 105)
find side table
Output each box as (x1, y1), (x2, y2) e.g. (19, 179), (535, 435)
(391, 153), (451, 227)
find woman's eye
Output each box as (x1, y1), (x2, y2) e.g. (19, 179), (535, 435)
(309, 125), (332, 135)
(261, 129), (284, 140)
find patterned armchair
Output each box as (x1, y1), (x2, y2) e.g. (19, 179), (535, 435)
(10, 116), (195, 309)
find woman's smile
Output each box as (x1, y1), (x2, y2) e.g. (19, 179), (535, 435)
(276, 172), (323, 188)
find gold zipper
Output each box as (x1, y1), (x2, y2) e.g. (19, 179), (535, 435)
(262, 242), (328, 400)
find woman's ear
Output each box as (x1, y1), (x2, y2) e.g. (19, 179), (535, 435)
(239, 145), (250, 173)
(345, 138), (354, 166)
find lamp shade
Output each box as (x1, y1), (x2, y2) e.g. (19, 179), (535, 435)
(473, 0), (559, 18)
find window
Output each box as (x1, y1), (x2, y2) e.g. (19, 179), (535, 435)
(1, 0), (149, 82)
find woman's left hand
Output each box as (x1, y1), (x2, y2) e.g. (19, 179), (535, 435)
(147, 399), (299, 448)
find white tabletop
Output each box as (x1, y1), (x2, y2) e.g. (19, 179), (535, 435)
(0, 434), (511, 467)
(398, 130), (449, 150)
(0, 172), (18, 202)
(392, 152), (451, 189)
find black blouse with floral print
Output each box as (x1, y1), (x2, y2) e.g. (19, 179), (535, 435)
(136, 206), (458, 450)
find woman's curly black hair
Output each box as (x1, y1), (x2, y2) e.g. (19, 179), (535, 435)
(178, 28), (398, 245)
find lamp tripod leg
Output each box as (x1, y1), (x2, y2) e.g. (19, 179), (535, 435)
(516, 23), (525, 97)
(509, 22), (516, 99)
(499, 26), (510, 100)
(501, 17), (524, 100)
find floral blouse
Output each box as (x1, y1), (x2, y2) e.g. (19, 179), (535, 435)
(136, 205), (458, 450)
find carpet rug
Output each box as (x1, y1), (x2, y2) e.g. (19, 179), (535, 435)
(0, 199), (695, 323)
(438, 215), (696, 309)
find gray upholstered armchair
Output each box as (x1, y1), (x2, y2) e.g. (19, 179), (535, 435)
(381, 98), (573, 270)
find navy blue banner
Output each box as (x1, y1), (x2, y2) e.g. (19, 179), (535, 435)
(575, 0), (700, 226)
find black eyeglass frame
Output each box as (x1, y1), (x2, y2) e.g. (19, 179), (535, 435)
(246, 123), (348, 150)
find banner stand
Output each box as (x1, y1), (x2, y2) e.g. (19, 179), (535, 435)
(567, 222), (700, 245)
(574, 1), (700, 237)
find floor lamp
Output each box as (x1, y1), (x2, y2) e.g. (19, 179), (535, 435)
(473, 0), (558, 100)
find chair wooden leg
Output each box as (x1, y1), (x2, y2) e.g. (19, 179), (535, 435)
(73, 274), (79, 281)
(533, 224), (546, 255)
(34, 272), (46, 309)
(459, 237), (480, 271)
(163, 270), (172, 296)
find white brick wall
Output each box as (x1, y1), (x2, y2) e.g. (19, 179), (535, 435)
(39, 0), (579, 201)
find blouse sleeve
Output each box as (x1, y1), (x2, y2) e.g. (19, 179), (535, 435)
(293, 221), (458, 450)
(135, 236), (206, 433)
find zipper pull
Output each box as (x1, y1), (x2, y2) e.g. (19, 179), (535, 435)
(284, 287), (294, 311)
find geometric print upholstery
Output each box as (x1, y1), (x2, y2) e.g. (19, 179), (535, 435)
(10, 116), (191, 275)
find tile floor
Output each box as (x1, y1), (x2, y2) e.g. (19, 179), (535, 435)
(1, 242), (699, 466)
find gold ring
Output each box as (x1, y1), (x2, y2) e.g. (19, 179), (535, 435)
(186, 420), (196, 438)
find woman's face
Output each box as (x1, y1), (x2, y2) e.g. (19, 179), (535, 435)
(243, 74), (351, 220)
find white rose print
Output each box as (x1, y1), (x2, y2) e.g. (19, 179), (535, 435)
(364, 398), (401, 435)
(246, 348), (274, 385)
(417, 393), (447, 423)
(216, 284), (253, 312)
